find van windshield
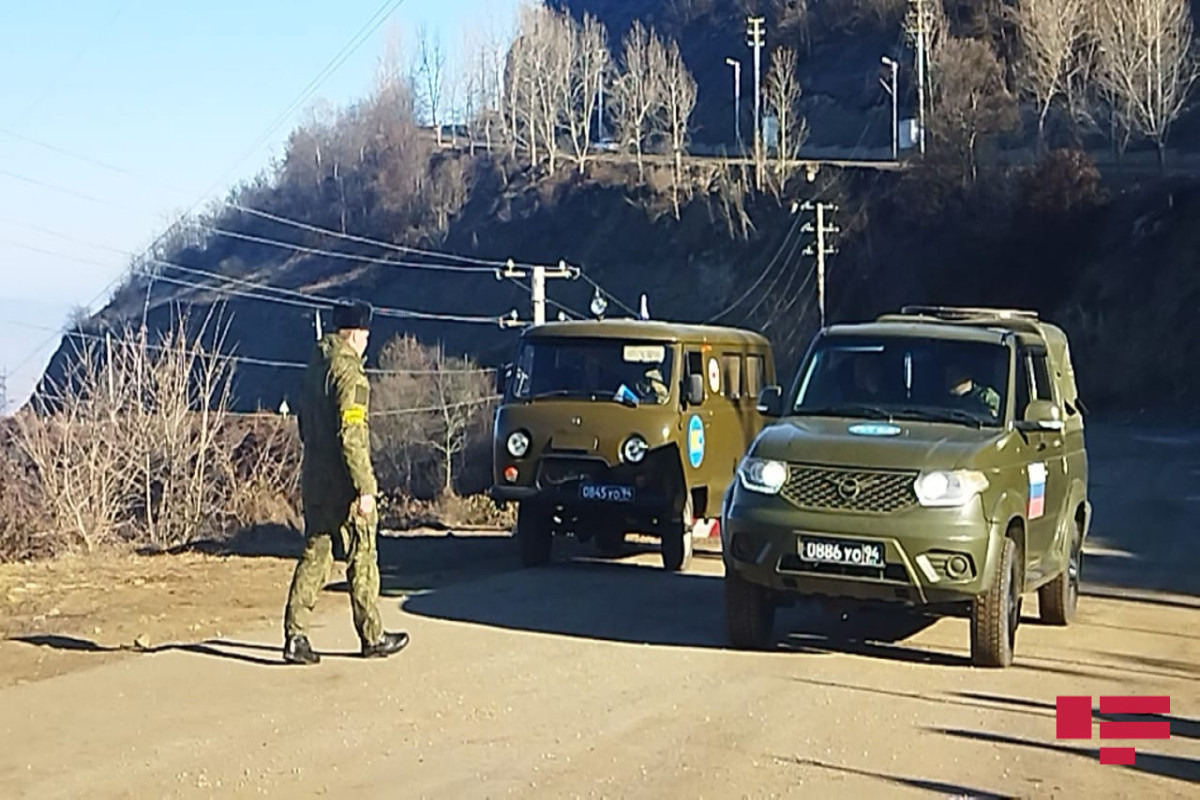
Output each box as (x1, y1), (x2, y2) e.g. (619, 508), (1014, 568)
(511, 338), (675, 406)
(792, 336), (1010, 427)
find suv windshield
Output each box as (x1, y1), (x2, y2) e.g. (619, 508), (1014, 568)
(792, 336), (1010, 427)
(511, 338), (676, 405)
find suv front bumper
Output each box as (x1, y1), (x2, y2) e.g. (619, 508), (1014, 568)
(722, 493), (1002, 606)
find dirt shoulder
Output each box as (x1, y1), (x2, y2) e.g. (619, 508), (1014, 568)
(0, 526), (518, 690)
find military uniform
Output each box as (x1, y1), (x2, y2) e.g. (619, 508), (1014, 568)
(967, 383), (1002, 418)
(282, 301), (408, 665)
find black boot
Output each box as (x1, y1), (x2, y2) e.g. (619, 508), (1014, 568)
(362, 631), (410, 659)
(283, 634), (320, 665)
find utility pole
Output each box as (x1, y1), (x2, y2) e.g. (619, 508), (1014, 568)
(496, 258), (579, 326)
(907, 0), (928, 156)
(746, 16), (766, 187)
(725, 57), (742, 150)
(801, 201), (840, 328)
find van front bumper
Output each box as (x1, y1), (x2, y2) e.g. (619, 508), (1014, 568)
(721, 491), (1002, 606)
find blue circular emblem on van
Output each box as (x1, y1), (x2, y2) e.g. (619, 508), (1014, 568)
(687, 414), (705, 468)
(848, 422), (902, 437)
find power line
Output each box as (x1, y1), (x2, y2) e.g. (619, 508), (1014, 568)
(0, 236), (516, 325)
(706, 207), (804, 323)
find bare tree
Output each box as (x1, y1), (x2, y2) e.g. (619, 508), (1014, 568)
(928, 36), (1021, 184)
(564, 13), (611, 173)
(370, 335), (438, 495)
(764, 45), (808, 179)
(613, 20), (666, 180)
(415, 23), (447, 145)
(1009, 0), (1087, 152)
(1090, 0), (1200, 171)
(426, 347), (494, 497)
(0, 369), (8, 415)
(661, 37), (698, 217)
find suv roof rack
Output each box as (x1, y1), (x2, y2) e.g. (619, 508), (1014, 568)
(895, 305), (1040, 322)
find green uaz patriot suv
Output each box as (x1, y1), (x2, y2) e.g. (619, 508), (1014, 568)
(720, 306), (1091, 668)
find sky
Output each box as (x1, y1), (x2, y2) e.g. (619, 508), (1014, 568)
(0, 0), (523, 412)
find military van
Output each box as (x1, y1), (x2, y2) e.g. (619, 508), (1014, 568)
(720, 306), (1090, 668)
(490, 319), (777, 571)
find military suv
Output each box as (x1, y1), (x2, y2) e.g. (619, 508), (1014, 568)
(720, 306), (1090, 667)
(491, 319), (776, 571)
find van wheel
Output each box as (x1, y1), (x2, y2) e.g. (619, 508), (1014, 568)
(516, 503), (553, 567)
(1039, 522), (1082, 625)
(970, 536), (1021, 668)
(725, 568), (775, 649)
(661, 496), (694, 572)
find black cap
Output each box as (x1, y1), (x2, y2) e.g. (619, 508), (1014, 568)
(332, 300), (373, 331)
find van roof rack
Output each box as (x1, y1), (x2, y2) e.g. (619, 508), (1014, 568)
(896, 305), (1040, 322)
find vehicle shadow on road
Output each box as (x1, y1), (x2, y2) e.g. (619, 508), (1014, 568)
(929, 727), (1200, 786)
(399, 558), (1041, 668)
(774, 755), (1010, 799)
(8, 633), (293, 667)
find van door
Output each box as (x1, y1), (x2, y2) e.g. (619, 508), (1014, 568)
(682, 348), (718, 517)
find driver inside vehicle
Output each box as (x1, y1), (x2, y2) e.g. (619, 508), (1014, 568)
(945, 364), (1001, 418)
(636, 366), (669, 404)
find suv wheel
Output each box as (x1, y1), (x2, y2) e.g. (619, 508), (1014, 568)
(725, 568), (775, 649)
(970, 536), (1021, 668)
(661, 495), (695, 572)
(516, 503), (553, 567)
(1038, 521), (1082, 625)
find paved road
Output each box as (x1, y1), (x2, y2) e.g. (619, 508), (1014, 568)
(0, 423), (1196, 799)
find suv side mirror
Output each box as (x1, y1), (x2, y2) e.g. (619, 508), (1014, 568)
(495, 363), (512, 396)
(756, 385), (784, 417)
(1016, 399), (1064, 432)
(685, 374), (705, 406)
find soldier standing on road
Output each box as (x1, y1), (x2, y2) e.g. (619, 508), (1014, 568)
(282, 299), (409, 665)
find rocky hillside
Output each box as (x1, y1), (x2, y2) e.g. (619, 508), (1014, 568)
(34, 0), (1200, 421)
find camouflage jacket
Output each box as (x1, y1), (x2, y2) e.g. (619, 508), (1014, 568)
(298, 333), (378, 502)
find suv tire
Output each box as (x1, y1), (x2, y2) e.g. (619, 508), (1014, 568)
(517, 503), (553, 567)
(1039, 521), (1082, 625)
(725, 568), (775, 649)
(971, 536), (1021, 668)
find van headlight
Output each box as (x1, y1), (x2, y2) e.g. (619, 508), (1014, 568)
(506, 430), (530, 458)
(913, 470), (989, 507)
(737, 457), (788, 495)
(621, 434), (648, 463)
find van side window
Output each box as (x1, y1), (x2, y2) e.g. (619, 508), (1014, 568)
(686, 351), (704, 395)
(1030, 351), (1054, 402)
(745, 354), (764, 398)
(722, 355), (741, 400)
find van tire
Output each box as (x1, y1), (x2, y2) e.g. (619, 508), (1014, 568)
(517, 503), (553, 567)
(970, 536), (1021, 668)
(661, 496), (694, 572)
(725, 569), (775, 649)
(1039, 521), (1082, 625)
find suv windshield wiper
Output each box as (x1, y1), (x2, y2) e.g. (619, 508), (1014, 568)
(894, 407), (984, 429)
(796, 404), (895, 421)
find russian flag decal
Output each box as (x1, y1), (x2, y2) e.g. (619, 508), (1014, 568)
(1028, 462), (1047, 520)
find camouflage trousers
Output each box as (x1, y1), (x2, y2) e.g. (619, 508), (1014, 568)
(283, 503), (383, 647)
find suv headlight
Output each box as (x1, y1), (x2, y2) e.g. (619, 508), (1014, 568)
(913, 470), (989, 507)
(737, 457), (788, 495)
(506, 430), (530, 458)
(621, 434), (648, 463)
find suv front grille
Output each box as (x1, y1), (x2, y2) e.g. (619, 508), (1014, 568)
(780, 464), (918, 514)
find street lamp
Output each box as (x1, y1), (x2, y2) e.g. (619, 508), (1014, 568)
(725, 57), (741, 150)
(881, 56), (898, 161)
